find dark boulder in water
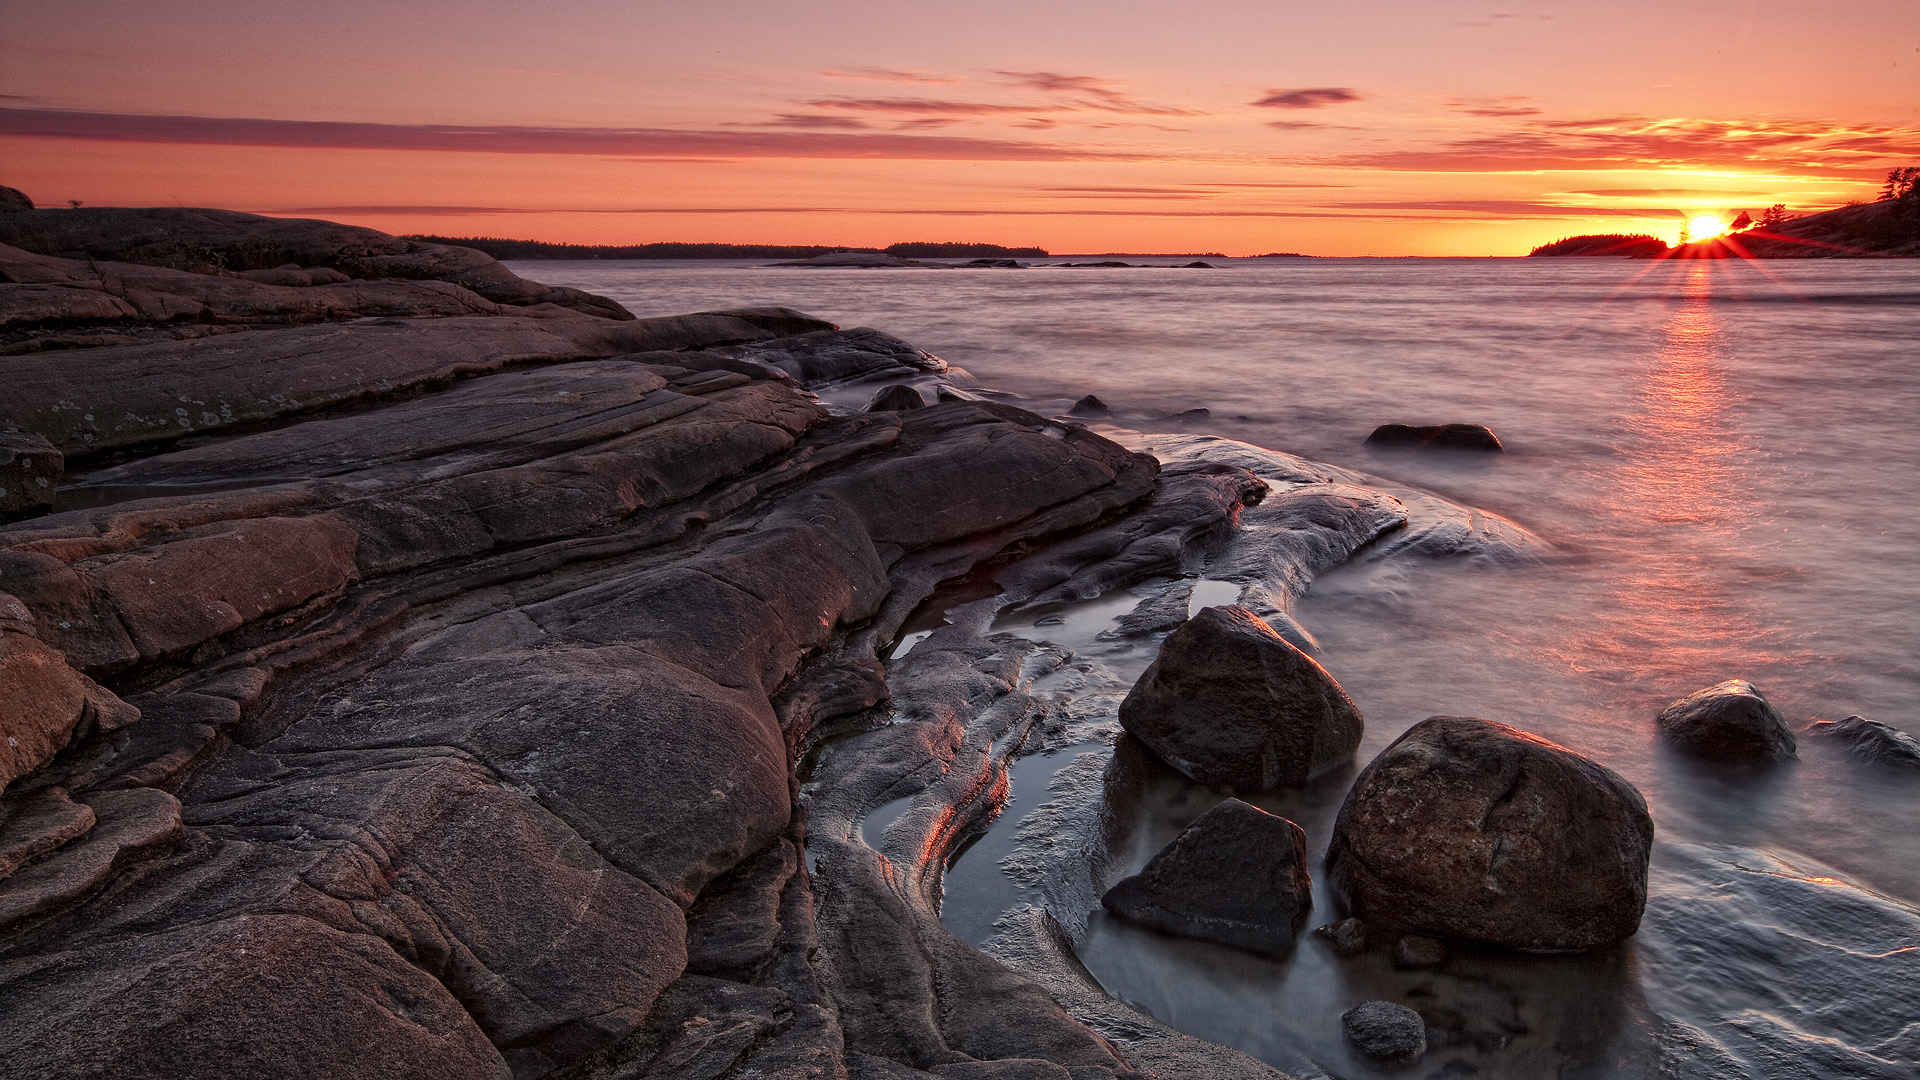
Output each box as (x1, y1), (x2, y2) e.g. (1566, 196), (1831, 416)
(1068, 394), (1111, 418)
(1326, 715), (1654, 951)
(1118, 605), (1363, 791)
(1181, 261), (1216, 268)
(1101, 798), (1312, 956)
(865, 384), (927, 412)
(1806, 714), (1920, 769)
(1656, 679), (1796, 761)
(1365, 423), (1504, 452)
(1342, 1000), (1426, 1062)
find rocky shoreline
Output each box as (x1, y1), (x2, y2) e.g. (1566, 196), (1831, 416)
(4, 201), (1911, 1079)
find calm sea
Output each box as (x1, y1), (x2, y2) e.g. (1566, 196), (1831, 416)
(514, 256), (1920, 1077)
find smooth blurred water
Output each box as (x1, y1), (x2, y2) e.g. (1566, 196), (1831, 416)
(517, 256), (1920, 1076)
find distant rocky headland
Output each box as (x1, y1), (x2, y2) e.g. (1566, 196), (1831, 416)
(1531, 194), (1920, 258)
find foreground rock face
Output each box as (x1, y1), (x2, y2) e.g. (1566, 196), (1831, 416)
(1365, 423), (1503, 451)
(1807, 715), (1920, 769)
(1118, 605), (1363, 790)
(0, 207), (1246, 1079)
(1656, 679), (1797, 761)
(1102, 798), (1312, 956)
(1326, 716), (1654, 952)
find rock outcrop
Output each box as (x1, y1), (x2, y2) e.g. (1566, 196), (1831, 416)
(1101, 798), (1312, 956)
(1068, 394), (1110, 418)
(1656, 679), (1797, 761)
(1325, 716), (1654, 952)
(0, 206), (628, 318)
(0, 187), (30, 212)
(1806, 715), (1920, 769)
(1365, 423), (1503, 451)
(1117, 606), (1363, 791)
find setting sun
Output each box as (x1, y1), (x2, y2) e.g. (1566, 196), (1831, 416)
(1688, 214), (1728, 241)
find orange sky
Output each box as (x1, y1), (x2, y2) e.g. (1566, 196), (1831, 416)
(4, 1), (1917, 255)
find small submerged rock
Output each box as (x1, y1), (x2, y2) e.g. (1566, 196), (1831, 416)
(1365, 423), (1504, 452)
(1067, 394), (1111, 418)
(1101, 798), (1312, 956)
(1342, 1000), (1426, 1062)
(1806, 714), (1920, 769)
(1392, 934), (1448, 970)
(1314, 916), (1369, 957)
(865, 384), (927, 412)
(1118, 606), (1364, 791)
(1656, 679), (1796, 761)
(1326, 715), (1653, 952)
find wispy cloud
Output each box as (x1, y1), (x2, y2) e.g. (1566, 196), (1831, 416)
(0, 106), (1146, 161)
(1447, 97), (1541, 118)
(1321, 115), (1920, 175)
(259, 203), (1659, 224)
(821, 67), (957, 84)
(994, 70), (1203, 117)
(1253, 88), (1361, 109)
(755, 113), (869, 130)
(803, 97), (1049, 115)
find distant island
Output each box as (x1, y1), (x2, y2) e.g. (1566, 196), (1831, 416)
(408, 236), (1048, 260)
(1528, 234), (1669, 258)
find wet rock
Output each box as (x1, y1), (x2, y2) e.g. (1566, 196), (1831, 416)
(1326, 716), (1654, 951)
(1365, 423), (1504, 452)
(1806, 714), (1920, 769)
(1180, 261), (1215, 268)
(1392, 934), (1448, 969)
(1117, 606), (1363, 791)
(1656, 679), (1796, 761)
(0, 425), (60, 514)
(1314, 917), (1369, 957)
(1157, 408), (1210, 422)
(1341, 1000), (1426, 1062)
(1068, 394), (1110, 418)
(868, 384), (928, 412)
(1101, 798), (1312, 956)
(0, 186), (30, 211)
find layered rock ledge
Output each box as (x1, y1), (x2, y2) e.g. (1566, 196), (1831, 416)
(0, 208), (1315, 1080)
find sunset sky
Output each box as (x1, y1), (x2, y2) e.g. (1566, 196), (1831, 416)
(4, 1), (1917, 255)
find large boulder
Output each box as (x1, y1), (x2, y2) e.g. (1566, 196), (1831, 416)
(1341, 1000), (1426, 1062)
(1325, 716), (1653, 952)
(1365, 423), (1503, 451)
(0, 187), (30, 212)
(1806, 715), (1920, 769)
(1117, 606), (1363, 790)
(1101, 798), (1312, 956)
(1656, 679), (1796, 761)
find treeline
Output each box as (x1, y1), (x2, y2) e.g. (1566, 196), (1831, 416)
(409, 235), (1047, 260)
(1528, 234), (1670, 258)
